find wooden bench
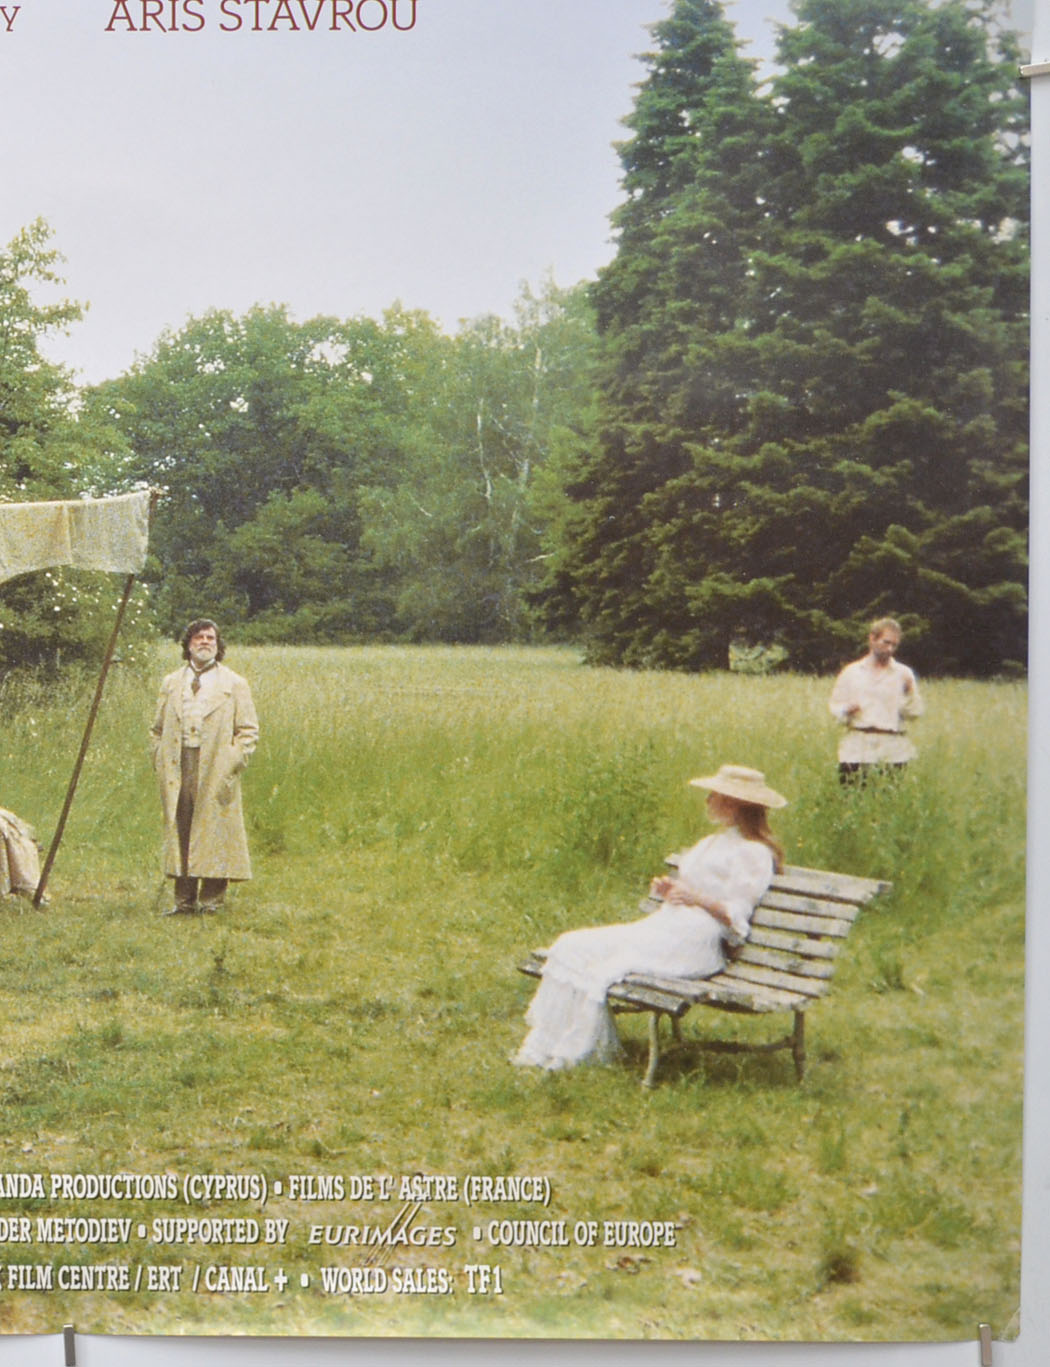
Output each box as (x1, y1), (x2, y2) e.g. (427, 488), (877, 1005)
(519, 861), (890, 1087)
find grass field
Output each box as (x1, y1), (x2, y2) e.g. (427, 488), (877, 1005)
(0, 644), (1025, 1340)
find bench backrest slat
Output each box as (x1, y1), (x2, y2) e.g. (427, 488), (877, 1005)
(747, 926), (840, 960)
(750, 906), (855, 938)
(668, 855), (886, 901)
(772, 865), (889, 904)
(761, 890), (863, 922)
(734, 943), (836, 980)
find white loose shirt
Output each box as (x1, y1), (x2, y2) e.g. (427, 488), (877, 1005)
(829, 654), (923, 764)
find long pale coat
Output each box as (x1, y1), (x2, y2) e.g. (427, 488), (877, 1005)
(150, 663), (259, 880)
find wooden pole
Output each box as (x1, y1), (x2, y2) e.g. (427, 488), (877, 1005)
(31, 488), (159, 908)
(33, 571), (138, 908)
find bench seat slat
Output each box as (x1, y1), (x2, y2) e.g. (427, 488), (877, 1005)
(607, 983), (693, 1015)
(613, 971), (808, 1013)
(519, 956), (782, 1016)
(682, 974), (808, 1013)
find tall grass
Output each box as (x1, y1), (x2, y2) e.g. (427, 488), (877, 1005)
(0, 645), (1024, 1340)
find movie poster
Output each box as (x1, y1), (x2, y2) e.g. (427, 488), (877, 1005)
(0, 2), (1040, 1363)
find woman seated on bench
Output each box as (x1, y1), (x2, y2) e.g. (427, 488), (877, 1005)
(514, 764), (787, 1071)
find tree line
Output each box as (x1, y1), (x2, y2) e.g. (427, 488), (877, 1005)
(0, 0), (1029, 678)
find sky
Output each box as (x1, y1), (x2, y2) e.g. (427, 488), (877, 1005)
(1, 0), (1034, 386)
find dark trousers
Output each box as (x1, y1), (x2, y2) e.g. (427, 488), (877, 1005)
(174, 746), (228, 910)
(838, 761), (908, 787)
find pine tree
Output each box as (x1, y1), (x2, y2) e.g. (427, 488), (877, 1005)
(540, 0), (771, 664)
(744, 0), (1029, 672)
(543, 0), (1028, 676)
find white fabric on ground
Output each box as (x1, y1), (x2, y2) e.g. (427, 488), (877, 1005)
(0, 808), (41, 898)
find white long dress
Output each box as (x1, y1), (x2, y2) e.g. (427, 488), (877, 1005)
(514, 828), (775, 1071)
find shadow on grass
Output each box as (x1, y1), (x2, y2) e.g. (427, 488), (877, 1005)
(617, 1023), (811, 1093)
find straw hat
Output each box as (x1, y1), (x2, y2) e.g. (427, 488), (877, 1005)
(689, 764), (787, 809)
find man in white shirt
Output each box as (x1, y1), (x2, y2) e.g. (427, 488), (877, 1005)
(150, 619), (259, 914)
(828, 618), (923, 783)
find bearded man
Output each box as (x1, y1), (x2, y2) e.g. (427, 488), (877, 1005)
(150, 619), (259, 914)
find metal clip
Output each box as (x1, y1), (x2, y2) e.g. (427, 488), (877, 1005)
(978, 1322), (993, 1367)
(63, 1325), (76, 1367)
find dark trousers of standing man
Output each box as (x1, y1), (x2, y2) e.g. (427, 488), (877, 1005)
(837, 761), (908, 786)
(174, 746), (228, 913)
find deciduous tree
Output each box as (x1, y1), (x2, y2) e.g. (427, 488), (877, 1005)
(0, 220), (145, 672)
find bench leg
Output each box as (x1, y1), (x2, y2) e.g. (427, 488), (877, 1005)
(642, 1013), (662, 1089)
(792, 1010), (806, 1082)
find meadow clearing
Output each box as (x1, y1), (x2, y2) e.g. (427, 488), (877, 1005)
(0, 643), (1026, 1341)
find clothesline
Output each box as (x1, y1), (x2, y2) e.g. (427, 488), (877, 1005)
(0, 489), (151, 586)
(0, 488), (159, 906)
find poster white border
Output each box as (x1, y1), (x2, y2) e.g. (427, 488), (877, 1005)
(2, 5), (1045, 1364)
